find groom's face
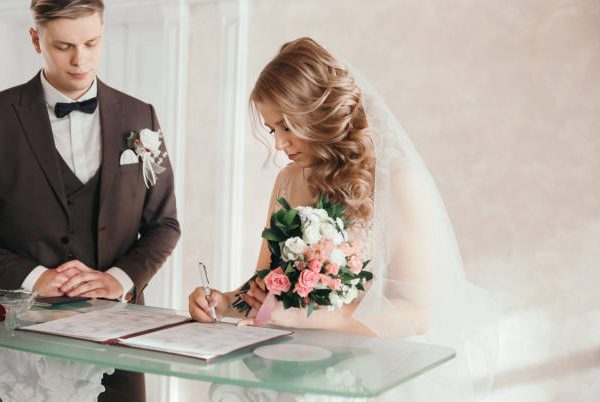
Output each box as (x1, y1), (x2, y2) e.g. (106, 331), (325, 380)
(29, 13), (104, 100)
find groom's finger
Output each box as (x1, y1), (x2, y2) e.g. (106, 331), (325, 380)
(67, 279), (103, 297)
(60, 267), (82, 279)
(60, 271), (98, 293)
(56, 260), (92, 273)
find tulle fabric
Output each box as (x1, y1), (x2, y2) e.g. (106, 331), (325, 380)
(350, 69), (499, 401)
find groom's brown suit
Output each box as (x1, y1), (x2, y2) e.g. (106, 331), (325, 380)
(0, 73), (181, 402)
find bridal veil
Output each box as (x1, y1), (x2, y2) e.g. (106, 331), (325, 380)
(350, 68), (498, 401)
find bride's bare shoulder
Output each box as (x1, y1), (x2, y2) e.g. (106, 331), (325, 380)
(275, 163), (303, 183)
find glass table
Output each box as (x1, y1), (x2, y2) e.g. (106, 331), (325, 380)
(0, 300), (455, 399)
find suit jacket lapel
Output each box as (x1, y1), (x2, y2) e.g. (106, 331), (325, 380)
(97, 79), (124, 211)
(13, 73), (68, 214)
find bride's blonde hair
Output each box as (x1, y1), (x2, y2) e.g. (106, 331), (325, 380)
(250, 37), (375, 223)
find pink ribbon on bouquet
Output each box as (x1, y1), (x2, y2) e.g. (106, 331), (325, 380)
(253, 292), (277, 327)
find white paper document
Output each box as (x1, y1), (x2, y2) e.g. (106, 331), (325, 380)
(21, 308), (189, 342)
(120, 322), (293, 360)
(20, 308), (292, 360)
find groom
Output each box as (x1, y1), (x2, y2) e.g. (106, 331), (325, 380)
(0, 1), (180, 401)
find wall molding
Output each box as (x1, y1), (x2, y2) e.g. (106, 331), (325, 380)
(214, 0), (249, 290)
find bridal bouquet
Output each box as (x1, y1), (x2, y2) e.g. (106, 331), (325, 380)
(233, 196), (372, 318)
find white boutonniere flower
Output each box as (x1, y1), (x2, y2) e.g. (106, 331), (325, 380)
(126, 128), (167, 188)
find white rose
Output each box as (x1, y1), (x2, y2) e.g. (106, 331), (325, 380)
(302, 224), (322, 245)
(313, 208), (329, 221)
(139, 128), (161, 153)
(335, 218), (348, 243)
(298, 207), (328, 226)
(332, 231), (345, 246)
(328, 292), (344, 309)
(342, 285), (358, 304)
(281, 237), (307, 261)
(319, 218), (338, 239)
(329, 248), (346, 267)
(297, 206), (316, 223)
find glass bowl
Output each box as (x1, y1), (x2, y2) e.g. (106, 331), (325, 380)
(0, 289), (37, 335)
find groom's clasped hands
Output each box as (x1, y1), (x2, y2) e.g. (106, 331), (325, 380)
(33, 260), (122, 299)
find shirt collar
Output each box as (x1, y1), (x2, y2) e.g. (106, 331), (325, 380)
(40, 70), (98, 109)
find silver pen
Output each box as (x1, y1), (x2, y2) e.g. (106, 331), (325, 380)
(198, 262), (217, 323)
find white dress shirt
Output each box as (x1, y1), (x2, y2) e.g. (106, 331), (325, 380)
(21, 72), (133, 301)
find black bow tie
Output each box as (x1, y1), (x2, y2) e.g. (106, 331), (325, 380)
(54, 97), (98, 118)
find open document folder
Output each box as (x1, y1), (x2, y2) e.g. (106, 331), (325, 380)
(19, 308), (292, 361)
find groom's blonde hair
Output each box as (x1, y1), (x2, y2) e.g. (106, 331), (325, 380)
(250, 37), (375, 223)
(30, 0), (104, 27)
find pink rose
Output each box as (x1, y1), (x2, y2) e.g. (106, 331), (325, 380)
(263, 268), (291, 295)
(294, 283), (311, 297)
(338, 242), (356, 256)
(304, 239), (333, 262)
(319, 274), (332, 287)
(340, 240), (364, 256)
(304, 244), (320, 261)
(320, 238), (334, 260)
(307, 258), (324, 273)
(348, 255), (363, 274)
(330, 278), (341, 290)
(294, 269), (320, 297)
(324, 262), (339, 275)
(349, 240), (363, 254)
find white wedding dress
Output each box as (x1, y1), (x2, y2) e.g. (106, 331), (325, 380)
(210, 70), (497, 402)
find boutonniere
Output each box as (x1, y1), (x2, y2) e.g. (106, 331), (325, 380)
(125, 128), (167, 188)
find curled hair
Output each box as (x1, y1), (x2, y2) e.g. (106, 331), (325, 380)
(30, 0), (104, 26)
(250, 37), (375, 223)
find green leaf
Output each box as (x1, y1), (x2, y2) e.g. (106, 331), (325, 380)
(284, 262), (296, 274)
(262, 229), (281, 242)
(283, 209), (298, 226)
(360, 271), (374, 281)
(256, 269), (270, 279)
(274, 221), (290, 235)
(313, 295), (331, 305)
(270, 223), (287, 239)
(237, 274), (257, 293)
(286, 270), (300, 284)
(286, 223), (300, 231)
(316, 195), (324, 209)
(263, 228), (281, 241)
(275, 209), (288, 223)
(277, 197), (292, 210)
(307, 300), (315, 317)
(267, 240), (280, 257)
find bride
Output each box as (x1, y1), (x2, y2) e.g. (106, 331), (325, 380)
(189, 37), (496, 401)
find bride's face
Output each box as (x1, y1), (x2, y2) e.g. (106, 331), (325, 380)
(257, 102), (315, 168)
